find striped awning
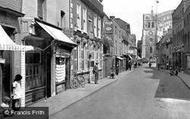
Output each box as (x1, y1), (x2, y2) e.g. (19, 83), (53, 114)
(0, 25), (33, 51)
(36, 21), (77, 46)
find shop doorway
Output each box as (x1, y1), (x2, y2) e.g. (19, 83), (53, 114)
(1, 26), (15, 101)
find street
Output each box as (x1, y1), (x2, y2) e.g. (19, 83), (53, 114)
(51, 64), (190, 119)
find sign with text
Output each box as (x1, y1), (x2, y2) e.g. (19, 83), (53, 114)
(1, 107), (49, 119)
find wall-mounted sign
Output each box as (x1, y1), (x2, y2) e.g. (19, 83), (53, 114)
(104, 21), (113, 34)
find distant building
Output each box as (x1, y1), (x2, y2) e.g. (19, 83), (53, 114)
(157, 10), (173, 42)
(157, 29), (172, 66)
(142, 10), (173, 59)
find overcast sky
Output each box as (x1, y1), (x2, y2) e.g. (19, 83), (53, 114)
(102, 0), (182, 40)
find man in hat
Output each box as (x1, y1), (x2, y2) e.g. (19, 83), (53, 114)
(93, 63), (99, 84)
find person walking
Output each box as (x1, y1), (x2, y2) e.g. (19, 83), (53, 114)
(93, 63), (99, 84)
(12, 74), (22, 110)
(129, 60), (132, 70)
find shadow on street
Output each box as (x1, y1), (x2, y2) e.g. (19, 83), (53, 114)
(143, 65), (190, 101)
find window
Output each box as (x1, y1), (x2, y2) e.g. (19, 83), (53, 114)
(37, 0), (46, 20)
(94, 15), (97, 37)
(76, 3), (81, 30)
(77, 42), (81, 71)
(60, 10), (65, 28)
(82, 8), (87, 32)
(98, 18), (101, 38)
(148, 22), (151, 28)
(187, 56), (190, 68)
(150, 47), (152, 53)
(26, 52), (43, 91)
(152, 22), (154, 28)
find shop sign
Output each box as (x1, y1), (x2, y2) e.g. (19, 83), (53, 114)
(105, 21), (113, 34)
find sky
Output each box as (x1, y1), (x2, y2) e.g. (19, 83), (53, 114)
(102, 0), (182, 40)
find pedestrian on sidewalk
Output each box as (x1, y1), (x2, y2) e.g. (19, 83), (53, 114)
(93, 63), (99, 84)
(129, 60), (132, 70)
(12, 74), (22, 110)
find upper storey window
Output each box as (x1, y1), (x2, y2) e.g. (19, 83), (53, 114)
(38, 0), (46, 20)
(76, 3), (81, 30)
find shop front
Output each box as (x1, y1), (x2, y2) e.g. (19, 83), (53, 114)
(23, 19), (76, 105)
(0, 25), (33, 106)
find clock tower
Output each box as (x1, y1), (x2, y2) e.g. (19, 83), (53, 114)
(142, 11), (157, 59)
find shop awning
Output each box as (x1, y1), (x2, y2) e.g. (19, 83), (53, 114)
(117, 56), (124, 60)
(36, 21), (76, 46)
(0, 25), (33, 51)
(127, 54), (133, 60)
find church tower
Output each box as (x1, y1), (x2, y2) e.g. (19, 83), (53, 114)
(142, 10), (157, 59)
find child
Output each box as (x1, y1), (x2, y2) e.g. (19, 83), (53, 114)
(12, 74), (22, 110)
(1, 96), (10, 108)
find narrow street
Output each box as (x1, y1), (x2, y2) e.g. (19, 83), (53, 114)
(51, 65), (190, 119)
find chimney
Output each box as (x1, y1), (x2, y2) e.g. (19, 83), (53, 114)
(110, 16), (115, 19)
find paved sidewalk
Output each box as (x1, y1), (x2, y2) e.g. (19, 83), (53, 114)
(178, 72), (190, 89)
(30, 70), (133, 116)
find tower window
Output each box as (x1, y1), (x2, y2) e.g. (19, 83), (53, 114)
(152, 22), (154, 28)
(150, 47), (152, 53)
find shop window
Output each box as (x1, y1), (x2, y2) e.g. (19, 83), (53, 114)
(26, 52), (43, 91)
(55, 57), (66, 83)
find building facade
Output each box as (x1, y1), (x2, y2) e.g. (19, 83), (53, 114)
(172, 0), (190, 71)
(20, 0), (77, 106)
(69, 0), (104, 86)
(183, 5), (190, 73)
(103, 16), (131, 76)
(157, 10), (173, 42)
(157, 29), (172, 67)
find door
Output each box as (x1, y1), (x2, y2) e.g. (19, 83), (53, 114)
(2, 51), (11, 99)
